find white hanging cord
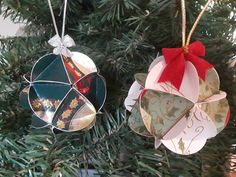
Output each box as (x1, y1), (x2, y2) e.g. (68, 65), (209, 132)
(61, 0), (68, 38)
(181, 0), (186, 47)
(47, 0), (68, 38)
(47, 0), (75, 57)
(47, 0), (59, 36)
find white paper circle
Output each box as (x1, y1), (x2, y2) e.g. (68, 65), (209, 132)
(162, 138), (207, 155)
(145, 57), (199, 103)
(148, 56), (164, 72)
(161, 106), (217, 155)
(71, 52), (97, 75)
(124, 81), (143, 111)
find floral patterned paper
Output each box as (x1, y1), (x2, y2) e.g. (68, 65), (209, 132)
(20, 52), (106, 132)
(124, 55), (230, 155)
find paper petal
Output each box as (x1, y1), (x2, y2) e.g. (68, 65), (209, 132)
(62, 52), (97, 84)
(163, 139), (207, 155)
(82, 116), (97, 131)
(31, 54), (70, 83)
(200, 97), (230, 133)
(155, 138), (162, 149)
(75, 73), (106, 111)
(134, 73), (147, 86)
(200, 91), (226, 103)
(146, 57), (199, 103)
(19, 86), (31, 110)
(31, 114), (49, 129)
(128, 103), (153, 137)
(71, 52), (97, 75)
(52, 88), (96, 132)
(124, 81), (143, 111)
(29, 82), (71, 124)
(148, 56), (164, 72)
(139, 89), (194, 139)
(162, 106), (217, 155)
(198, 68), (220, 102)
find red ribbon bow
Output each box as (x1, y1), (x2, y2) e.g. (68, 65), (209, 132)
(158, 41), (213, 90)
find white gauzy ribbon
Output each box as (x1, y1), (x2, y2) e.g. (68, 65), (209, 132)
(48, 34), (75, 57)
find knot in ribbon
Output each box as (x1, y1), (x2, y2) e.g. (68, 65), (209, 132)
(48, 34), (76, 57)
(158, 41), (213, 90)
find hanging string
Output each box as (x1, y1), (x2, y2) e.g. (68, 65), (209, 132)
(61, 0), (68, 38)
(47, 0), (68, 38)
(186, 0), (213, 46)
(47, 0), (59, 36)
(181, 0), (186, 47)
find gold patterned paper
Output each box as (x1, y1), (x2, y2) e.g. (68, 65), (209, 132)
(140, 90), (194, 139)
(200, 98), (229, 133)
(32, 99), (42, 109)
(128, 103), (153, 137)
(57, 120), (66, 129)
(83, 117), (97, 131)
(61, 109), (73, 119)
(134, 73), (147, 86)
(198, 68), (220, 102)
(69, 102), (96, 131)
(70, 98), (79, 109)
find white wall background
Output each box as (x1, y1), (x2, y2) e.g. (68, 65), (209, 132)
(0, 15), (25, 38)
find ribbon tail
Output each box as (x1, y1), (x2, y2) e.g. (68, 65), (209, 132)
(158, 54), (185, 90)
(188, 41), (205, 56)
(187, 54), (213, 80)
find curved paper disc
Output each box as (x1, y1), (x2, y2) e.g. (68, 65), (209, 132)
(140, 90), (194, 139)
(52, 88), (96, 132)
(200, 91), (226, 103)
(31, 114), (49, 129)
(162, 106), (217, 155)
(19, 86), (31, 109)
(146, 58), (199, 103)
(155, 138), (162, 149)
(124, 81), (144, 112)
(29, 82), (70, 124)
(198, 68), (220, 102)
(128, 104), (153, 137)
(200, 97), (230, 133)
(148, 56), (164, 72)
(31, 54), (70, 83)
(71, 52), (97, 74)
(62, 52), (97, 84)
(74, 73), (106, 111)
(134, 73), (147, 86)
(83, 117), (97, 131)
(163, 139), (207, 155)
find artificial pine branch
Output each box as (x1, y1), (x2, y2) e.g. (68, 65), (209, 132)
(0, 0), (236, 177)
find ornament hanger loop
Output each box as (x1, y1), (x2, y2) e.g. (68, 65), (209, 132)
(181, 0), (213, 47)
(181, 0), (186, 47)
(47, 0), (68, 38)
(47, 0), (75, 57)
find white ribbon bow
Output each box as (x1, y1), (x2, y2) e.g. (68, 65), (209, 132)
(48, 34), (76, 57)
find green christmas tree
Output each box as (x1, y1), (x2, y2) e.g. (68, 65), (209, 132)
(0, 0), (236, 176)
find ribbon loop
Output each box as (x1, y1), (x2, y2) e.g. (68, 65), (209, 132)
(158, 41), (213, 90)
(48, 34), (75, 57)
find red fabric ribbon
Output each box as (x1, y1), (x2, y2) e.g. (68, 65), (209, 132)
(158, 41), (213, 90)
